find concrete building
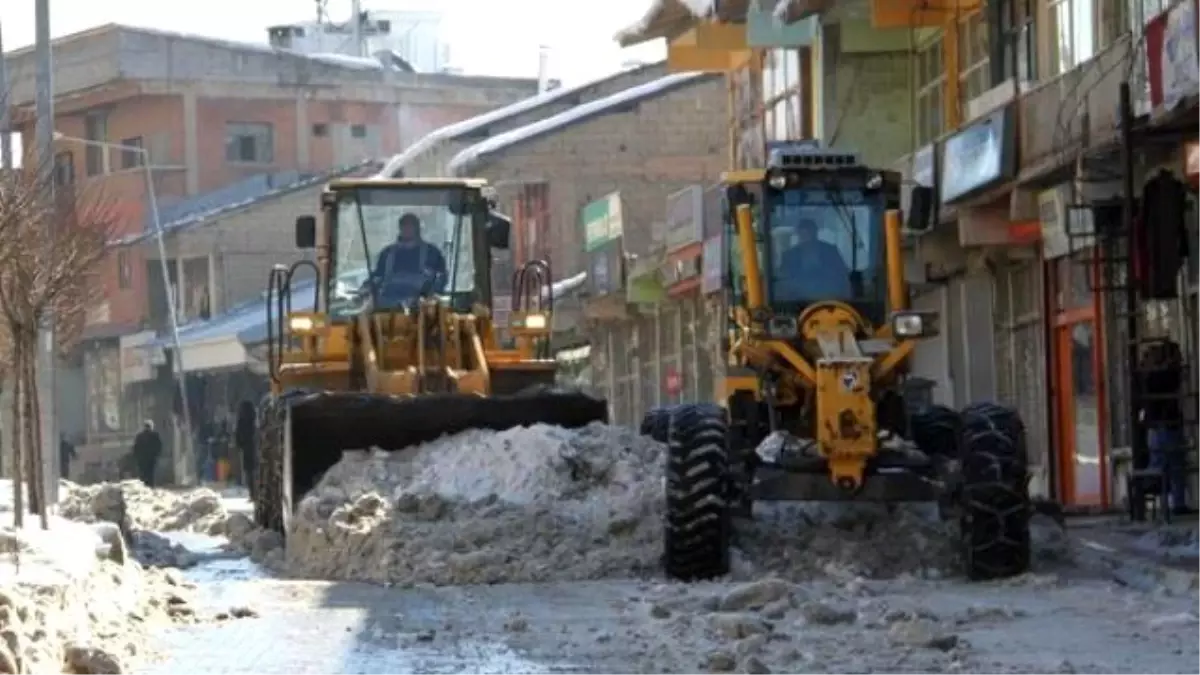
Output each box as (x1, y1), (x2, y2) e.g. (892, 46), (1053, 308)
(447, 73), (728, 426)
(4, 24), (537, 334)
(0, 24), (536, 478)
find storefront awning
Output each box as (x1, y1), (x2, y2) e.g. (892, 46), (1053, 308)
(148, 279), (318, 374)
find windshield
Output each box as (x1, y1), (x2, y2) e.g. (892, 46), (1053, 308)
(765, 188), (885, 311)
(328, 186), (475, 316)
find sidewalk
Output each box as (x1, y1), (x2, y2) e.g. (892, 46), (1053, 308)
(1069, 515), (1198, 595)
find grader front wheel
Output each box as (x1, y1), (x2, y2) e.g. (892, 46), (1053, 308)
(663, 404), (732, 581)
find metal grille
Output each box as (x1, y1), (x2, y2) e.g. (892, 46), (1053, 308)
(995, 262), (1049, 471)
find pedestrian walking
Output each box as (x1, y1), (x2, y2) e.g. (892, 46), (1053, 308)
(132, 420), (163, 488)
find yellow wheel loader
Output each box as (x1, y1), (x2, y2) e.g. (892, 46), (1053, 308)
(253, 177), (608, 535)
(643, 144), (1031, 582)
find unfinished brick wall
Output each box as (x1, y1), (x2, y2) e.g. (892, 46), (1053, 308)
(405, 62), (670, 178)
(465, 75), (728, 281)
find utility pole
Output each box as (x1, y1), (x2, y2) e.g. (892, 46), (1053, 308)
(34, 0), (58, 520)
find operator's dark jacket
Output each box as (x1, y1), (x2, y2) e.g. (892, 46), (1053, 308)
(373, 241), (448, 289)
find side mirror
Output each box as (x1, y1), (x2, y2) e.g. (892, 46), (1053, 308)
(486, 212), (511, 250)
(905, 186), (935, 233)
(295, 215), (317, 249)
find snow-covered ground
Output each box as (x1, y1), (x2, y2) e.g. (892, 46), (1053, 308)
(28, 422), (1197, 674)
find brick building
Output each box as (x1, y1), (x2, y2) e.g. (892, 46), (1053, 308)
(1, 24), (536, 478)
(446, 73), (728, 426)
(4, 24), (537, 335)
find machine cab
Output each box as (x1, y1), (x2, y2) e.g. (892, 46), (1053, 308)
(724, 146), (897, 328)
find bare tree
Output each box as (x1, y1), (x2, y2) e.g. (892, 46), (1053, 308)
(0, 161), (118, 529)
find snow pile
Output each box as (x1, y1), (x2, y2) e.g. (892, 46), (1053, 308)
(249, 422), (967, 586)
(60, 480), (227, 535)
(281, 422), (665, 584)
(0, 521), (207, 673)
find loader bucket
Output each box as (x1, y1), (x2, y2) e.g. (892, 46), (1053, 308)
(256, 387), (609, 534)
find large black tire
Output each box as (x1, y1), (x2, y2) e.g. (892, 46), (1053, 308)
(910, 404), (962, 458)
(959, 402), (1031, 581)
(640, 406), (671, 443)
(253, 395), (288, 535)
(664, 404), (732, 581)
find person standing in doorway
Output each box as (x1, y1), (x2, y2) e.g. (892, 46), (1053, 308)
(132, 421), (163, 488)
(236, 401), (257, 498)
(1140, 339), (1192, 515)
(59, 433), (77, 480)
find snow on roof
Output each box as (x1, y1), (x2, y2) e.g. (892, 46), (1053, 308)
(377, 62), (665, 178)
(446, 72), (710, 175)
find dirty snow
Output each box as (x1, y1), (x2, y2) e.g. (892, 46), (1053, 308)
(0, 481), (241, 673)
(232, 423), (996, 586)
(59, 480), (228, 536)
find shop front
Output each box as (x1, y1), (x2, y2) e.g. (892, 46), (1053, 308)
(581, 193), (633, 424)
(938, 103), (1052, 497)
(659, 186), (708, 405)
(1038, 185), (1108, 508)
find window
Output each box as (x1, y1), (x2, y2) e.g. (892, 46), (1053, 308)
(224, 122), (274, 163)
(959, 13), (992, 101)
(761, 49), (804, 142)
(996, 0), (1038, 83)
(83, 110), (108, 176)
(350, 124), (367, 139)
(312, 123), (329, 137)
(916, 35), (946, 145)
(120, 136), (144, 170)
(1047, 0), (1097, 77)
(53, 151), (75, 187)
(117, 251), (133, 290)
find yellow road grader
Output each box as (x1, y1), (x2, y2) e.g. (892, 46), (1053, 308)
(253, 177), (607, 534)
(641, 144), (1031, 582)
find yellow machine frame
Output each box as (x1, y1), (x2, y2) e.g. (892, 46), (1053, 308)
(716, 168), (933, 491)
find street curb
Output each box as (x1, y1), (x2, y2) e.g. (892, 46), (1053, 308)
(1074, 537), (1199, 595)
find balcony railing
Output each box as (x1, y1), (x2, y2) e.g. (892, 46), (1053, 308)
(892, 34), (1140, 190)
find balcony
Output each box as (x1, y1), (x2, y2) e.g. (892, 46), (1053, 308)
(893, 35), (1139, 202)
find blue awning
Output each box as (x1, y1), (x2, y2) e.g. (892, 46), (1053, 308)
(151, 279), (319, 352)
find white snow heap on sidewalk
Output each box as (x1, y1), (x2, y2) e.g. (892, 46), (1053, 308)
(269, 422), (965, 586)
(59, 480), (228, 534)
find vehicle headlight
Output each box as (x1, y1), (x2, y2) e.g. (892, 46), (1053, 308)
(289, 316), (314, 332)
(891, 312), (927, 338)
(768, 173), (788, 190)
(521, 314), (548, 330)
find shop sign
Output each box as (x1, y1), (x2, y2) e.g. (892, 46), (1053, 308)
(588, 239), (624, 297)
(119, 330), (157, 385)
(662, 247), (703, 288)
(1148, 0), (1199, 110)
(582, 193), (623, 253)
(701, 235), (724, 294)
(939, 105), (1015, 205)
(665, 186), (705, 252)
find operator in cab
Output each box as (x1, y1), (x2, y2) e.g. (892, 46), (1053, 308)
(778, 219), (852, 300)
(371, 212), (449, 303)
